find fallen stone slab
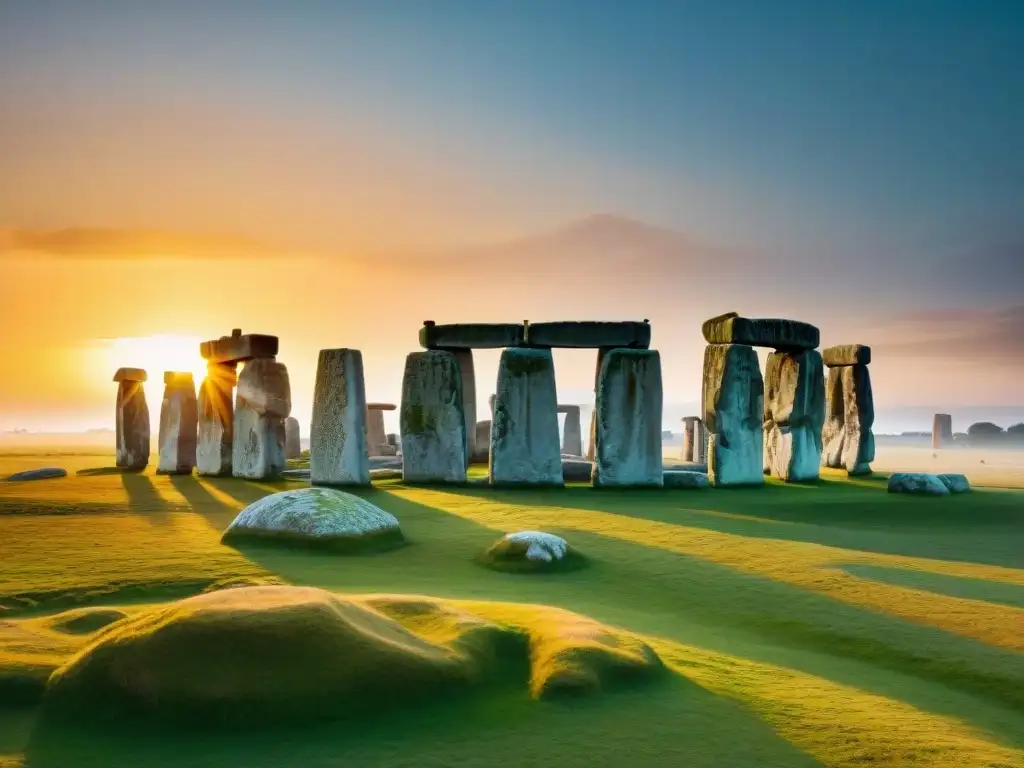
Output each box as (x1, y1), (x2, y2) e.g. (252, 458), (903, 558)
(822, 344), (871, 367)
(200, 329), (279, 364)
(763, 349), (825, 482)
(701, 312), (820, 351)
(309, 349), (369, 487)
(157, 372), (199, 475)
(5, 467), (67, 482)
(112, 367), (147, 383)
(400, 350), (467, 484)
(703, 344), (764, 487)
(663, 470), (711, 489)
(525, 321), (651, 349)
(937, 473), (971, 493)
(561, 458), (593, 482)
(887, 472), (950, 496)
(419, 321), (525, 350)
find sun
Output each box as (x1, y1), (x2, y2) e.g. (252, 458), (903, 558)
(103, 335), (208, 385)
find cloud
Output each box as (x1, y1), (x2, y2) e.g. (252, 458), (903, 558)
(0, 227), (289, 259)
(866, 305), (1024, 365)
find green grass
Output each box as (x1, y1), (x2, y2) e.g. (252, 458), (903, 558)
(0, 452), (1022, 767)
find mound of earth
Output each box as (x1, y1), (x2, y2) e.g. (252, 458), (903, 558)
(221, 487), (404, 552)
(40, 586), (664, 728)
(46, 607), (129, 635)
(477, 531), (587, 573)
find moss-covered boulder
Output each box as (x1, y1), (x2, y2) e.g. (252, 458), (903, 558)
(477, 531), (586, 573)
(887, 472), (950, 496)
(221, 487), (403, 552)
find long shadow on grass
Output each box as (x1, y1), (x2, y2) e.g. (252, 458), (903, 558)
(837, 563), (1024, 609)
(120, 472), (173, 517)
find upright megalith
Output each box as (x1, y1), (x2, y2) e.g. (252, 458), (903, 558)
(233, 358), (291, 480)
(472, 420), (491, 463)
(592, 349), (663, 488)
(157, 372), (198, 475)
(488, 394), (496, 416)
(284, 417), (301, 459)
(197, 363), (236, 477)
(681, 416), (706, 463)
(558, 405), (583, 456)
(364, 403), (396, 457)
(703, 344), (764, 486)
(763, 350), (825, 482)
(490, 348), (563, 487)
(401, 351), (466, 484)
(932, 413), (953, 449)
(821, 345), (874, 475)
(309, 349), (369, 487)
(448, 350), (477, 466)
(113, 368), (150, 470)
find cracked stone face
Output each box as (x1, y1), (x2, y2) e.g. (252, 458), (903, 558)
(309, 349), (369, 487)
(702, 344), (764, 487)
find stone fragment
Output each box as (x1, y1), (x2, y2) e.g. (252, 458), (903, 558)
(4, 467), (67, 482)
(525, 321), (651, 349)
(558, 404), (583, 456)
(592, 349), (663, 488)
(663, 470), (711, 489)
(115, 377), (150, 470)
(419, 321), (524, 350)
(703, 344), (764, 487)
(937, 473), (971, 493)
(197, 363), (236, 477)
(309, 349), (369, 487)
(200, 329), (278, 364)
(821, 364), (875, 475)
(681, 416), (707, 463)
(400, 351), (467, 484)
(489, 348), (563, 487)
(701, 312), (820, 351)
(561, 458), (593, 482)
(156, 372), (198, 475)
(385, 433), (398, 448)
(284, 417), (301, 459)
(932, 413), (953, 449)
(763, 350), (825, 482)
(233, 358), (291, 480)
(113, 367), (147, 383)
(822, 344), (872, 367)
(887, 472), (950, 496)
(471, 420), (491, 463)
(501, 531), (568, 562)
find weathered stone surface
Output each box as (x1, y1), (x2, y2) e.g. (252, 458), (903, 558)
(113, 367), (147, 383)
(586, 408), (597, 461)
(561, 458), (593, 482)
(400, 351), (466, 484)
(233, 358), (291, 480)
(386, 432), (398, 447)
(471, 420), (491, 464)
(197, 363), (236, 477)
(500, 531), (569, 563)
(309, 349), (369, 487)
(365, 407), (388, 457)
(488, 394), (496, 416)
(681, 416), (707, 463)
(284, 417), (301, 459)
(932, 413), (953, 449)
(822, 344), (871, 367)
(663, 470), (711, 489)
(937, 473), (971, 493)
(115, 380), (150, 469)
(763, 350), (825, 482)
(703, 344), (764, 487)
(821, 365), (875, 475)
(701, 312), (820, 351)
(200, 329), (278, 364)
(157, 372), (198, 475)
(447, 349), (476, 466)
(370, 456), (403, 470)
(4, 467), (67, 482)
(592, 349), (663, 488)
(887, 472), (950, 496)
(525, 321), (651, 349)
(559, 405), (583, 456)
(490, 348), (563, 487)
(419, 322), (525, 350)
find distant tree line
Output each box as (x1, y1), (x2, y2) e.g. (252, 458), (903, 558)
(962, 422), (1024, 445)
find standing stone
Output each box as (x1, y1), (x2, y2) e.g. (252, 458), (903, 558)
(233, 358), (291, 480)
(586, 409), (597, 461)
(442, 349), (476, 466)
(114, 368), (150, 470)
(681, 417), (708, 463)
(309, 349), (369, 487)
(488, 394), (496, 416)
(197, 363), (236, 477)
(284, 417), (301, 459)
(763, 350), (825, 482)
(472, 420), (491, 463)
(400, 351), (466, 484)
(932, 413), (953, 449)
(365, 408), (387, 456)
(821, 364), (875, 475)
(558, 405), (583, 456)
(703, 344), (764, 487)
(156, 372), (198, 475)
(490, 348), (563, 487)
(592, 349), (664, 488)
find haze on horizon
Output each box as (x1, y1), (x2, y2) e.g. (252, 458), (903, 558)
(1, 0), (1022, 435)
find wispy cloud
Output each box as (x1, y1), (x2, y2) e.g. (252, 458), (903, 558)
(0, 228), (290, 259)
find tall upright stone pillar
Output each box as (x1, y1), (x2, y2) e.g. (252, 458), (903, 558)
(822, 345), (874, 475)
(310, 348), (369, 487)
(558, 404), (583, 456)
(490, 348), (563, 487)
(586, 347), (611, 461)
(197, 363), (236, 476)
(932, 413), (953, 449)
(364, 403), (396, 457)
(763, 350), (825, 482)
(114, 368), (150, 470)
(400, 351), (467, 484)
(439, 349), (476, 467)
(681, 416), (707, 463)
(703, 345), (764, 486)
(472, 420), (491, 463)
(284, 416), (301, 459)
(592, 349), (664, 488)
(233, 358), (291, 480)
(157, 372), (198, 475)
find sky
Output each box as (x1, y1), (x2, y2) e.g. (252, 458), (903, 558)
(0, 0), (1022, 435)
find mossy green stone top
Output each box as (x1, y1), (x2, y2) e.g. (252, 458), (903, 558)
(223, 488), (400, 539)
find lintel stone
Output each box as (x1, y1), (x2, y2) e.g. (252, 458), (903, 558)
(419, 321), (525, 350)
(525, 320), (650, 349)
(200, 329), (279, 363)
(113, 367), (147, 383)
(822, 344), (872, 367)
(367, 402), (397, 411)
(701, 312), (819, 350)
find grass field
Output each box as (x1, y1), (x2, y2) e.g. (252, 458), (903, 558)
(1, 448), (1022, 767)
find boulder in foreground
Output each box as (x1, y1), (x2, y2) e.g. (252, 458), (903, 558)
(887, 472), (950, 496)
(221, 487), (403, 552)
(477, 531), (586, 573)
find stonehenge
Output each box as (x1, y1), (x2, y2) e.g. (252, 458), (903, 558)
(932, 413), (953, 449)
(681, 416), (706, 463)
(310, 348), (370, 487)
(113, 368), (150, 470)
(400, 350), (467, 484)
(821, 344), (875, 475)
(558, 404), (583, 456)
(284, 417), (301, 459)
(365, 403), (397, 457)
(702, 342), (764, 486)
(157, 372), (198, 475)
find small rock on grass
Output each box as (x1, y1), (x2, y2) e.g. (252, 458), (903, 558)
(5, 467), (67, 482)
(663, 470), (710, 489)
(476, 530), (586, 573)
(937, 473), (971, 493)
(887, 472), (950, 496)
